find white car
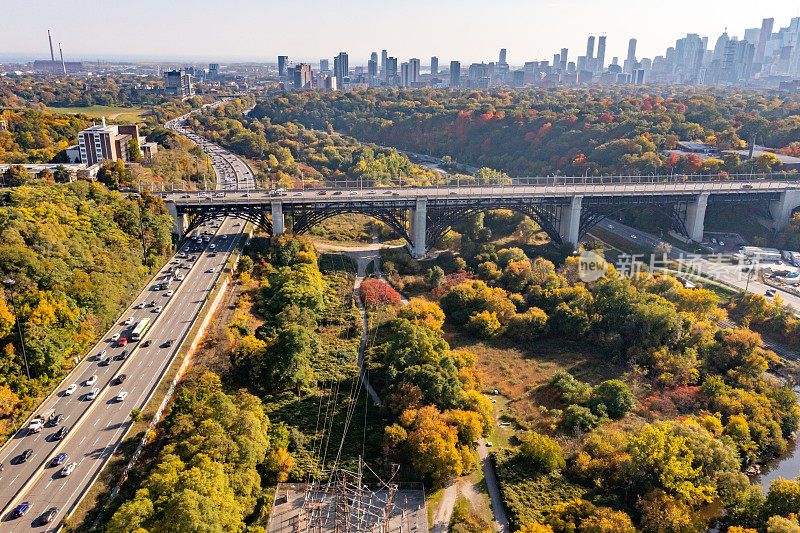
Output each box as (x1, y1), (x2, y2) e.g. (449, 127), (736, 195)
(87, 387), (100, 401)
(85, 375), (97, 386)
(60, 462), (77, 477)
(97, 349), (107, 360)
(154, 306), (163, 313)
(64, 384), (78, 396)
(206, 267), (215, 273)
(166, 290), (174, 297)
(124, 317), (134, 325)
(111, 333), (120, 342)
(115, 391), (128, 402)
(135, 302), (145, 309)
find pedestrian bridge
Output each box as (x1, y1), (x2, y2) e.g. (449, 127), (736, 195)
(162, 175), (800, 257)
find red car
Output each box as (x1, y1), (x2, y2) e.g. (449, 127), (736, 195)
(118, 338), (128, 347)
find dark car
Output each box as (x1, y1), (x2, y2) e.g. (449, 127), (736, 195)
(51, 453), (67, 467)
(99, 357), (111, 366)
(19, 449), (33, 463)
(143, 340), (152, 348)
(11, 502), (30, 518)
(317, 190), (327, 195)
(163, 339), (174, 348)
(53, 427), (68, 440)
(113, 374), (127, 385)
(40, 507), (58, 524)
(117, 350), (129, 361)
(49, 414), (64, 427)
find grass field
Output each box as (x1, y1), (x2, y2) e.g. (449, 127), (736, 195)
(46, 105), (148, 123)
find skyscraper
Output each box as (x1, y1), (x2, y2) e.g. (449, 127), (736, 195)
(409, 58), (421, 84)
(278, 55), (288, 78)
(371, 51), (378, 65)
(293, 64), (313, 88)
(400, 62), (411, 87)
(320, 59), (329, 72)
(625, 38), (637, 73)
(430, 56), (438, 76)
(367, 59), (378, 77)
(755, 17), (774, 63)
(381, 49), (388, 75)
(596, 36), (606, 71)
(586, 36), (595, 60)
(499, 48), (507, 65)
(385, 57), (398, 83)
(449, 60), (461, 87)
(333, 52), (348, 85)
(560, 48), (568, 71)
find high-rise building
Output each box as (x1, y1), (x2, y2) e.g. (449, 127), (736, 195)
(385, 56), (398, 83)
(430, 56), (438, 76)
(755, 17), (775, 63)
(449, 60), (461, 87)
(381, 49), (388, 74)
(586, 36), (595, 60)
(596, 36), (606, 71)
(78, 118), (142, 166)
(208, 63), (219, 78)
(370, 51), (378, 65)
(320, 59), (329, 72)
(278, 55), (288, 78)
(624, 38), (637, 73)
(499, 48), (507, 65)
(163, 69), (194, 97)
(367, 59), (378, 77)
(293, 63), (313, 88)
(409, 58), (421, 84)
(400, 62), (411, 87)
(560, 48), (568, 71)
(333, 52), (349, 85)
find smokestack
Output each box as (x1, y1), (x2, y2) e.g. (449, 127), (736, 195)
(48, 30), (55, 62)
(59, 43), (66, 75)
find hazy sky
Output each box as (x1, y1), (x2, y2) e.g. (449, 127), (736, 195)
(3, 0), (800, 65)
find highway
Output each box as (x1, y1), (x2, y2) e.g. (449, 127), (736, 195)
(0, 107), (247, 531)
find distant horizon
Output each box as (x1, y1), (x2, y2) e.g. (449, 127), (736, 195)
(3, 0), (800, 68)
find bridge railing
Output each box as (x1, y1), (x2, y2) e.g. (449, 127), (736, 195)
(142, 171), (800, 196)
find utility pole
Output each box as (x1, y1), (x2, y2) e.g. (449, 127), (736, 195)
(3, 279), (30, 379)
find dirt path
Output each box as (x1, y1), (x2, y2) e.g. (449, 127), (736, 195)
(479, 440), (510, 533)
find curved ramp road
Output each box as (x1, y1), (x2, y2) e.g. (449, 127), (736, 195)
(0, 111), (246, 532)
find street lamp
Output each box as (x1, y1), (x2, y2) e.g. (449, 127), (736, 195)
(3, 279), (30, 379)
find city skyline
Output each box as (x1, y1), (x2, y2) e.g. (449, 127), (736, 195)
(3, 0), (800, 65)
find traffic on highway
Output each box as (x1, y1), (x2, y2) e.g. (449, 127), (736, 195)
(0, 105), (247, 532)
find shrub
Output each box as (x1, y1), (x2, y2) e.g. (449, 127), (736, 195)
(588, 380), (635, 419)
(468, 310), (502, 338)
(561, 405), (598, 432)
(519, 431), (566, 474)
(360, 278), (400, 306)
(507, 307), (549, 341)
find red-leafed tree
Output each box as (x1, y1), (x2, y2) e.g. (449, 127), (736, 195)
(360, 278), (401, 307)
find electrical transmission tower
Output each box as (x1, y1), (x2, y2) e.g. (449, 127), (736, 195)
(300, 458), (399, 533)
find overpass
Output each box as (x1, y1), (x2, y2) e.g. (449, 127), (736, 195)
(160, 174), (800, 257)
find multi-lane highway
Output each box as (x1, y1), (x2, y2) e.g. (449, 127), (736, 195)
(0, 107), (247, 531)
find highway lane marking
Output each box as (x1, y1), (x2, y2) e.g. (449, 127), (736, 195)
(11, 219), (243, 519)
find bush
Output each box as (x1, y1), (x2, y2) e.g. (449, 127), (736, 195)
(550, 371), (591, 405)
(360, 278), (400, 306)
(468, 310), (502, 338)
(507, 307), (549, 341)
(562, 405), (598, 432)
(588, 380), (635, 420)
(519, 431), (566, 474)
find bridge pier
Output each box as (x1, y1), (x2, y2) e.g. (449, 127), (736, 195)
(410, 197), (427, 258)
(166, 202), (187, 238)
(769, 189), (800, 230)
(559, 195), (582, 248)
(271, 200), (285, 235)
(685, 192), (709, 243)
